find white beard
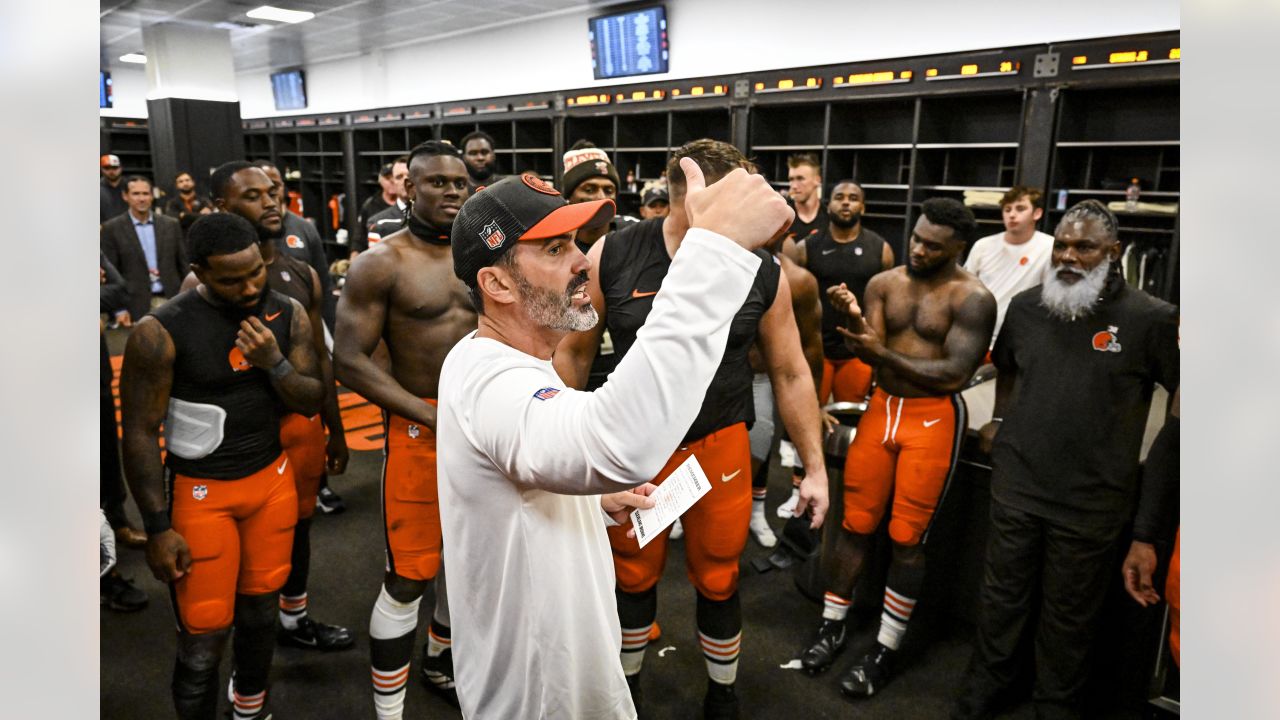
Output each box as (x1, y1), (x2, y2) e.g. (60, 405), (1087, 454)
(516, 273), (599, 332)
(1040, 259), (1111, 321)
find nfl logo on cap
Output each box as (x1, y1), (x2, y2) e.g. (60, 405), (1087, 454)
(193, 485), (208, 501)
(481, 221), (505, 249)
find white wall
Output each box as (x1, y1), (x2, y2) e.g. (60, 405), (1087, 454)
(107, 0), (1180, 119)
(100, 65), (148, 118)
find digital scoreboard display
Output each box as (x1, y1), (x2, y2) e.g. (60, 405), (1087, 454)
(271, 69), (308, 111)
(589, 5), (669, 80)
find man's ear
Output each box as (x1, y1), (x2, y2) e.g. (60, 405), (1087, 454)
(477, 265), (517, 308)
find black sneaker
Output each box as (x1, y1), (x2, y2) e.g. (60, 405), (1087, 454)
(101, 572), (148, 612)
(277, 616), (355, 650)
(840, 643), (895, 699)
(420, 648), (460, 708)
(800, 619), (847, 675)
(702, 681), (739, 720)
(315, 486), (345, 514)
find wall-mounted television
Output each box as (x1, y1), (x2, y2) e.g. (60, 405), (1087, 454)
(100, 71), (113, 109)
(589, 5), (668, 80)
(271, 69), (308, 111)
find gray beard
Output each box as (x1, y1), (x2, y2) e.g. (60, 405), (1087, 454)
(1040, 259), (1111, 321)
(514, 272), (598, 332)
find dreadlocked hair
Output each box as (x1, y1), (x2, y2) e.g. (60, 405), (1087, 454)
(1056, 199), (1119, 242)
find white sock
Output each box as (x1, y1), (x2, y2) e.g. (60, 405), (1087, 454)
(749, 500), (777, 547)
(777, 487), (800, 518)
(279, 592), (307, 630)
(231, 689), (266, 720)
(822, 592), (851, 622)
(370, 586), (420, 720)
(877, 587), (916, 651)
(621, 623), (653, 676)
(699, 631), (741, 685)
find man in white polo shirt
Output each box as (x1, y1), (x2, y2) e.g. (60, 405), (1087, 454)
(964, 186), (1053, 345)
(436, 161), (816, 719)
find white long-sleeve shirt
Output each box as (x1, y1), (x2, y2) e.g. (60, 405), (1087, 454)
(436, 228), (762, 719)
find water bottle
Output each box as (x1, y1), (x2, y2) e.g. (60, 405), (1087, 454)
(1125, 178), (1141, 212)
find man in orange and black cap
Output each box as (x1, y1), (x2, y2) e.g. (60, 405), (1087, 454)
(100, 154), (128, 222)
(438, 158), (806, 720)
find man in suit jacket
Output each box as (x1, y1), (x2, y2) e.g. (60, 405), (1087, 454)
(100, 175), (187, 326)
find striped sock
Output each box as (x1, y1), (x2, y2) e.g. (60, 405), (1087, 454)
(426, 620), (451, 658)
(231, 689), (267, 720)
(752, 487), (768, 502)
(823, 592), (852, 622)
(278, 592), (307, 630)
(878, 587), (916, 651)
(620, 623), (653, 676)
(370, 585), (420, 720)
(699, 631), (742, 685)
(371, 664), (410, 719)
(423, 620), (455, 692)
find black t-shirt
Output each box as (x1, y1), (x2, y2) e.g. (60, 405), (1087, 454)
(364, 202), (407, 251)
(600, 217), (780, 442)
(356, 194), (392, 251)
(805, 227), (887, 358)
(576, 215), (640, 391)
(990, 275), (1179, 528)
(152, 289), (296, 479)
(785, 199), (828, 244)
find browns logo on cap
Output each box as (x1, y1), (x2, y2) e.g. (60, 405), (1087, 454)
(521, 175), (560, 196)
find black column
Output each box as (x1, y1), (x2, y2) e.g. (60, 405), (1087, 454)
(1015, 86), (1058, 193)
(147, 98), (245, 195)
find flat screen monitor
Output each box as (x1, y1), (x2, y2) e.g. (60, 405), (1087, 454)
(589, 5), (668, 80)
(271, 69), (308, 111)
(100, 71), (113, 109)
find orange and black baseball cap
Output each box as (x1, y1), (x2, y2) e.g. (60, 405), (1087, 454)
(101, 154), (121, 168)
(451, 174), (614, 289)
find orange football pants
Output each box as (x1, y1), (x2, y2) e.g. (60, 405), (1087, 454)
(821, 356), (873, 404)
(169, 452), (298, 634)
(280, 413), (325, 520)
(382, 400), (442, 582)
(1168, 528), (1180, 667)
(843, 388), (965, 546)
(609, 423), (751, 601)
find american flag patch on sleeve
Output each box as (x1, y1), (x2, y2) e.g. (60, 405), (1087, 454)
(532, 387), (561, 401)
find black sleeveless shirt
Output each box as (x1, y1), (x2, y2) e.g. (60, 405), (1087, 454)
(805, 228), (887, 358)
(152, 289), (296, 479)
(600, 218), (780, 443)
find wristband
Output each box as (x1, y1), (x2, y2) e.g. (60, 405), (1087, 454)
(270, 357), (294, 379)
(142, 510), (171, 535)
(991, 417), (1004, 423)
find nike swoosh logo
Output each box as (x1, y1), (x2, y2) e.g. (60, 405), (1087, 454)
(721, 469), (742, 482)
(822, 248), (838, 255)
(631, 289), (657, 298)
(277, 458), (289, 474)
(265, 311), (283, 321)
(923, 419), (941, 428)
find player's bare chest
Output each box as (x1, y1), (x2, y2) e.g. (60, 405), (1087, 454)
(883, 286), (954, 342)
(390, 259), (472, 321)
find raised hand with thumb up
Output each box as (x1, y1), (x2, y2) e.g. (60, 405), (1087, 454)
(678, 156), (794, 252)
